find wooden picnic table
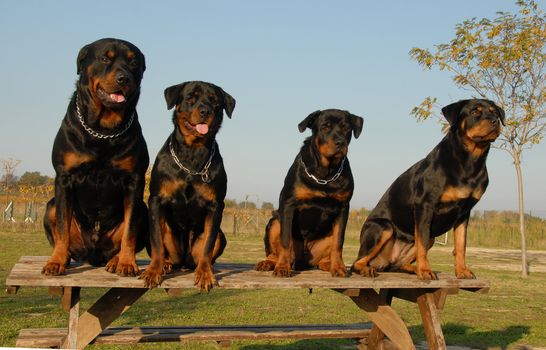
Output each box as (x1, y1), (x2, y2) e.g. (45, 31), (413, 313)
(5, 256), (489, 349)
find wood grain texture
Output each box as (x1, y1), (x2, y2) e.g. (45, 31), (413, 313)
(6, 256), (490, 291)
(17, 324), (372, 348)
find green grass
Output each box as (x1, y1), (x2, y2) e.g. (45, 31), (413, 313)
(1, 230), (545, 349)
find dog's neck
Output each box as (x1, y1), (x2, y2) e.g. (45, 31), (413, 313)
(171, 129), (216, 172)
(301, 137), (344, 179)
(73, 88), (137, 132)
(441, 132), (490, 175)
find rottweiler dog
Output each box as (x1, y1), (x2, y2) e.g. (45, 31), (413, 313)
(255, 109), (363, 277)
(352, 99), (504, 280)
(42, 38), (149, 276)
(140, 81), (235, 291)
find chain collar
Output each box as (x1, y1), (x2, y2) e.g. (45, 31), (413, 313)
(169, 135), (215, 183)
(300, 157), (346, 185)
(75, 95), (134, 139)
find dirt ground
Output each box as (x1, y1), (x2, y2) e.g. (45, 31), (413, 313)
(434, 246), (546, 273)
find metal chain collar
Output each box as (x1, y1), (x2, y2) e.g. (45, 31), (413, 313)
(300, 157), (346, 185)
(169, 135), (215, 183)
(76, 95), (134, 139)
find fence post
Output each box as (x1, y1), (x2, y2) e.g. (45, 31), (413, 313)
(3, 201), (15, 223)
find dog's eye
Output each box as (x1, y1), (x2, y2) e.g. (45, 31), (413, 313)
(321, 124), (331, 132)
(129, 59), (138, 68)
(470, 109), (481, 117)
(100, 56), (111, 64)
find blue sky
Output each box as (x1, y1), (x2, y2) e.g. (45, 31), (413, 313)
(0, 1), (545, 213)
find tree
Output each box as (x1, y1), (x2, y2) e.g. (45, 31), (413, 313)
(239, 201), (257, 209)
(18, 171), (50, 187)
(1, 158), (21, 195)
(409, 0), (546, 277)
(224, 199), (238, 208)
(261, 201), (275, 210)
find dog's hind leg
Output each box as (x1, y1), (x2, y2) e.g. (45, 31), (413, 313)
(352, 219), (394, 277)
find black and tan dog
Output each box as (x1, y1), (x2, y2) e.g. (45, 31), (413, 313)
(256, 109), (363, 277)
(42, 38), (149, 276)
(352, 99), (504, 280)
(140, 81), (235, 291)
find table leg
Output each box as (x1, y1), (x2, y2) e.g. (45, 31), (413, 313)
(367, 289), (393, 349)
(64, 287), (81, 349)
(348, 289), (415, 350)
(417, 292), (447, 350)
(61, 287), (147, 349)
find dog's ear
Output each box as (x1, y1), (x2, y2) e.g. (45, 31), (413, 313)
(139, 52), (146, 74)
(164, 83), (187, 110)
(349, 113), (364, 139)
(488, 100), (506, 126)
(76, 44), (90, 75)
(298, 110), (322, 133)
(441, 100), (470, 126)
(221, 88), (236, 118)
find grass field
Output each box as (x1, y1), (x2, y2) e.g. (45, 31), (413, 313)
(1, 229), (545, 349)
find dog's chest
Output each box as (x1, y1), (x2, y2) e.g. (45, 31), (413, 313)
(159, 178), (217, 205)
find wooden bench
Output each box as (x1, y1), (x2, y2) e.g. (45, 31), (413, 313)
(5, 256), (489, 349)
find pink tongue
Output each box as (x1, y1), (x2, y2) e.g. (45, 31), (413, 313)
(110, 93), (126, 103)
(195, 124), (209, 135)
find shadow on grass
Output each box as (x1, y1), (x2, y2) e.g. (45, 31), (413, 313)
(114, 288), (245, 325)
(410, 323), (530, 349)
(239, 338), (356, 350)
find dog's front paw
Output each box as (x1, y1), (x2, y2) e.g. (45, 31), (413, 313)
(353, 265), (377, 278)
(330, 264), (347, 277)
(194, 265), (218, 292)
(140, 267), (164, 288)
(42, 261), (67, 276)
(455, 266), (476, 279)
(106, 255), (140, 276)
(272, 264), (293, 277)
(255, 260), (276, 271)
(417, 267), (438, 280)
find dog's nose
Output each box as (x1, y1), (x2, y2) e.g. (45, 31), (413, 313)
(199, 106), (211, 118)
(335, 139), (346, 149)
(116, 72), (130, 85)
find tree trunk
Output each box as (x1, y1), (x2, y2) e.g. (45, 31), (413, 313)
(513, 152), (528, 277)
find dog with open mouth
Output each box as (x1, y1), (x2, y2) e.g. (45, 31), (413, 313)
(42, 38), (149, 276)
(141, 81), (235, 291)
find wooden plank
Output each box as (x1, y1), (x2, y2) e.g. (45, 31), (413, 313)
(367, 289), (391, 350)
(433, 289), (452, 310)
(16, 328), (64, 348)
(6, 256), (491, 291)
(17, 324), (371, 347)
(349, 289), (415, 350)
(63, 287), (147, 349)
(417, 293), (446, 350)
(5, 286), (18, 294)
(63, 287), (81, 349)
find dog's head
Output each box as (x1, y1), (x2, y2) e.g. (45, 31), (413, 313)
(442, 99), (504, 145)
(76, 38), (146, 122)
(164, 81), (235, 145)
(298, 109), (363, 164)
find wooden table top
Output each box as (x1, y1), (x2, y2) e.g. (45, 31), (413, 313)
(5, 256), (490, 291)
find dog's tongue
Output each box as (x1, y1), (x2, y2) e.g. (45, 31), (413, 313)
(109, 93), (126, 103)
(195, 124), (209, 135)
